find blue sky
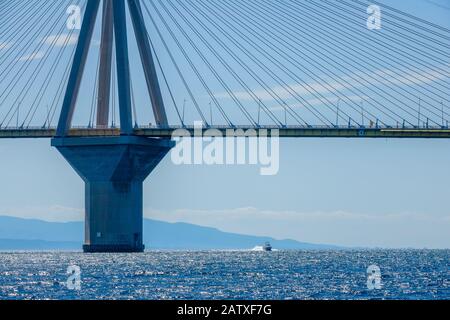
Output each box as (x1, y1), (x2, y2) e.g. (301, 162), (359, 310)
(0, 0), (449, 248)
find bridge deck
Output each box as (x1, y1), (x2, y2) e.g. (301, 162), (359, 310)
(1, 126), (450, 139)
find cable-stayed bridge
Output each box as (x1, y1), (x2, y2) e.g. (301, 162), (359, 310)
(0, 0), (449, 137)
(0, 0), (449, 252)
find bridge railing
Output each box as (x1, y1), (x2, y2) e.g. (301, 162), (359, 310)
(1, 124), (450, 131)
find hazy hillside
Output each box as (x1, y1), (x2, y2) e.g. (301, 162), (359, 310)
(0, 216), (340, 250)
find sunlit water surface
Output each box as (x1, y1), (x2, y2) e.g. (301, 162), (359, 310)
(0, 250), (448, 300)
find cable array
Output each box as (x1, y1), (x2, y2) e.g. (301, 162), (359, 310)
(0, 0), (448, 129)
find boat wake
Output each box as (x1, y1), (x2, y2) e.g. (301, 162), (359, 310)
(251, 246), (264, 251)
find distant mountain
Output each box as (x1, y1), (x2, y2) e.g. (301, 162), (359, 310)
(0, 216), (340, 250)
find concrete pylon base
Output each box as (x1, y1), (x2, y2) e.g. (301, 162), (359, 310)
(52, 136), (174, 253)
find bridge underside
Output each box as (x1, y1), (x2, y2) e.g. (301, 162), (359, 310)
(2, 127), (450, 139)
(52, 136), (174, 253)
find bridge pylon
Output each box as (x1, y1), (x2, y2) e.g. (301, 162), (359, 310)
(51, 0), (174, 253)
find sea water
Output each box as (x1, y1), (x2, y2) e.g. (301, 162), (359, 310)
(0, 250), (448, 300)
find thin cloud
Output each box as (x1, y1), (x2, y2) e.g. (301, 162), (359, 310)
(214, 66), (450, 102)
(0, 205), (83, 222)
(41, 33), (79, 47)
(269, 95), (368, 112)
(144, 207), (450, 224)
(0, 42), (11, 50)
(18, 51), (45, 62)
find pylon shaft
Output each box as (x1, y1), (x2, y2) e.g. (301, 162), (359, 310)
(97, 0), (114, 127)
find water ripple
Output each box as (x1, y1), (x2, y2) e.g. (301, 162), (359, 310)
(0, 250), (448, 300)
